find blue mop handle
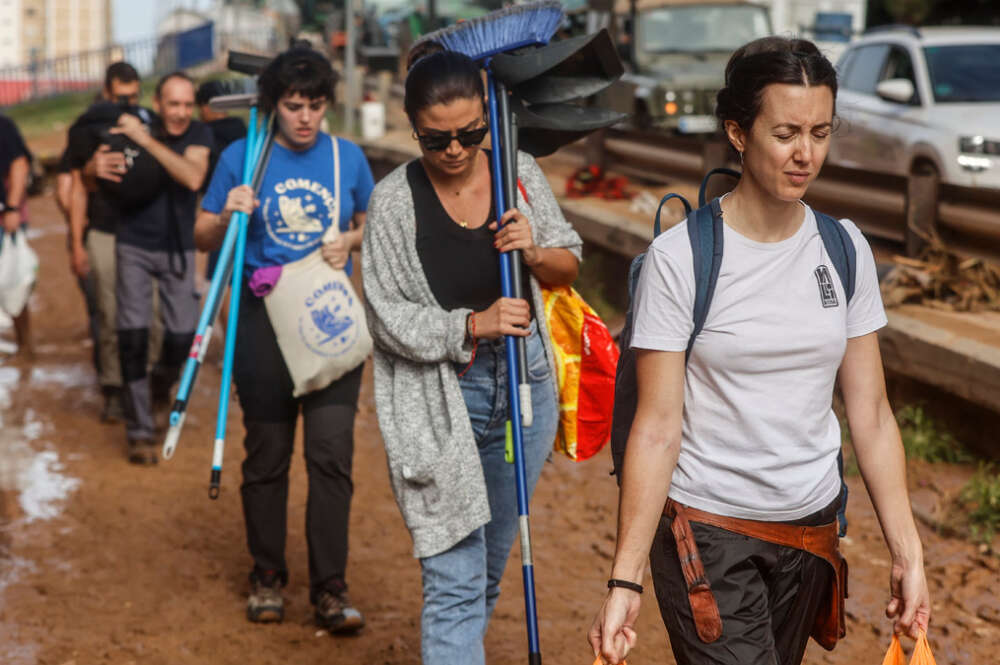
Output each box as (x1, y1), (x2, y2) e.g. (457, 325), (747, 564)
(164, 107), (264, 460)
(487, 71), (542, 664)
(209, 114), (269, 499)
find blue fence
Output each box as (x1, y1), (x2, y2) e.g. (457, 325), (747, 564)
(176, 22), (216, 70)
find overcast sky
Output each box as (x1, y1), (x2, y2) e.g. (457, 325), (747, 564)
(113, 0), (217, 42)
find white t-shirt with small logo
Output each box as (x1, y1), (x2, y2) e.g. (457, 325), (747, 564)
(631, 203), (887, 521)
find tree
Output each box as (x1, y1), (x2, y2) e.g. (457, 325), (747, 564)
(884, 0), (934, 24)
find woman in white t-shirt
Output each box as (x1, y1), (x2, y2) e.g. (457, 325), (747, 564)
(589, 37), (930, 665)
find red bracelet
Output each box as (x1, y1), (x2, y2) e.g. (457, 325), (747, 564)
(458, 313), (477, 377)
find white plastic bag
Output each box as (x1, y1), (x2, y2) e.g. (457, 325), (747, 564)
(263, 135), (371, 397)
(0, 229), (39, 316)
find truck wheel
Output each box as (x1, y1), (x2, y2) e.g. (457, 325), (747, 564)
(905, 163), (939, 257)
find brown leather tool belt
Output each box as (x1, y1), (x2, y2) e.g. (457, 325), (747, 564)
(663, 498), (848, 650)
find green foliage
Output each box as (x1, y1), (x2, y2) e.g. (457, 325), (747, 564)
(896, 405), (972, 464)
(841, 441), (861, 477)
(884, 0), (934, 23)
(839, 416), (861, 477)
(6, 90), (99, 140)
(6, 79), (161, 141)
(572, 248), (626, 327)
(960, 463), (1000, 546)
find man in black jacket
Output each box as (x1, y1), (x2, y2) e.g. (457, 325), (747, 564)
(110, 71), (211, 464)
(67, 62), (162, 422)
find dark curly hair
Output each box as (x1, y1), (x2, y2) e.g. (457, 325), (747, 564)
(257, 47), (338, 114)
(715, 36), (838, 134)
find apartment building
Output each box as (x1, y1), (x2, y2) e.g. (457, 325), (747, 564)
(0, 0), (112, 68)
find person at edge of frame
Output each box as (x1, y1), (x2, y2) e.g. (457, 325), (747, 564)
(588, 36), (930, 665)
(194, 46), (375, 634)
(360, 50), (582, 665)
(104, 70), (211, 465)
(0, 113), (33, 359)
(66, 62), (165, 425)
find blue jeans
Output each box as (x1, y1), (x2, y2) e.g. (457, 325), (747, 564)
(420, 323), (558, 665)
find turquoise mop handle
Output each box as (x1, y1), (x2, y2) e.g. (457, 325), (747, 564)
(209, 115), (273, 499)
(163, 107), (264, 460)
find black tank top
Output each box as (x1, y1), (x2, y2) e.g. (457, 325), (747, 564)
(409, 157), (532, 313)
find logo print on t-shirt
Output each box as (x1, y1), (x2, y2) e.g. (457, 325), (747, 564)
(262, 177), (338, 250)
(814, 265), (839, 308)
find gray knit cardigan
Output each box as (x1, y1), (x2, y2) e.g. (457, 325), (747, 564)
(361, 151), (583, 558)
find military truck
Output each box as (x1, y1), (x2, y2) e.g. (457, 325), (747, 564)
(606, 0), (772, 134)
(600, 0), (865, 135)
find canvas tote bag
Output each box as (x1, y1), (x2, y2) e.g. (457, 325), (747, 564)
(263, 136), (372, 397)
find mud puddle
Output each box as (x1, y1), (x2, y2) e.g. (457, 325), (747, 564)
(0, 363), (83, 541)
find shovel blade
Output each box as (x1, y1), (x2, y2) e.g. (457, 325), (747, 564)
(492, 29), (625, 104)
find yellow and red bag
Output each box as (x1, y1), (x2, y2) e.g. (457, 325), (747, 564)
(543, 285), (619, 461)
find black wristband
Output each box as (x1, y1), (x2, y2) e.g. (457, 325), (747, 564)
(607, 578), (643, 594)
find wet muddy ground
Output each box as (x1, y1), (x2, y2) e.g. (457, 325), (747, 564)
(1, 191), (998, 665)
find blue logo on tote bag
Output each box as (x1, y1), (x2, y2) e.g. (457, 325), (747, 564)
(298, 280), (357, 357)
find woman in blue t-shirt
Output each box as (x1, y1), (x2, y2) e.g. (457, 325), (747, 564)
(195, 47), (374, 634)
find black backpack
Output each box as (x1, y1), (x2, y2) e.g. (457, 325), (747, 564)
(610, 168), (857, 536)
(75, 101), (168, 211)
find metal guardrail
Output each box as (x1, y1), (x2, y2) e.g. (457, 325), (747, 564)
(0, 26), (277, 108)
(585, 131), (1000, 264)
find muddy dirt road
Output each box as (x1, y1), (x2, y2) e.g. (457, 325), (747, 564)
(1, 191), (998, 665)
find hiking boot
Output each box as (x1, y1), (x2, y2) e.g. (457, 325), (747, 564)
(126, 438), (158, 466)
(315, 589), (364, 633)
(247, 572), (284, 623)
(101, 390), (125, 424)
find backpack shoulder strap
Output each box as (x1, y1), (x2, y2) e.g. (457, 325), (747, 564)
(698, 167), (741, 207)
(655, 193), (692, 237)
(686, 199), (724, 359)
(815, 211), (856, 303)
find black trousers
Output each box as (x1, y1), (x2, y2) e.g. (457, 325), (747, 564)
(649, 498), (838, 665)
(233, 292), (363, 603)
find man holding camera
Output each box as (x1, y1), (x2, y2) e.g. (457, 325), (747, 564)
(108, 71), (211, 464)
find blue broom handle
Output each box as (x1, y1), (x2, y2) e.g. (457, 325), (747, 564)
(487, 71), (542, 663)
(163, 107), (265, 460)
(209, 114), (269, 499)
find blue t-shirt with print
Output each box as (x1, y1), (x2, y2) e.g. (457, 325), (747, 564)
(201, 132), (374, 280)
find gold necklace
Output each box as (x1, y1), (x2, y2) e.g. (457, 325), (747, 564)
(425, 156), (478, 229)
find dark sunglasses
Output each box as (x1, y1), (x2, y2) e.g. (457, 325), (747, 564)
(415, 125), (489, 152)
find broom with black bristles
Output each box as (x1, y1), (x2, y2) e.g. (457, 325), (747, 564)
(414, 4), (564, 663)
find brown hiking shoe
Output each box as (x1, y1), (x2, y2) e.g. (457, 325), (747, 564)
(315, 589), (364, 633)
(126, 439), (158, 466)
(247, 574), (284, 623)
(101, 390), (125, 424)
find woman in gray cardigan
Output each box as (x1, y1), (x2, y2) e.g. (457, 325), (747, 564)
(361, 51), (582, 665)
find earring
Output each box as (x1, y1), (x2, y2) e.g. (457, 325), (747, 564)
(738, 151), (744, 166)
